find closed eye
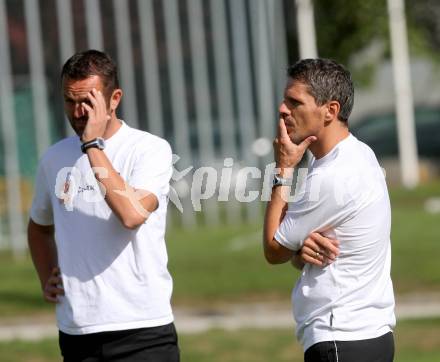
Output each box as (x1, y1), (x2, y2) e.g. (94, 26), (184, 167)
(64, 97), (90, 106)
(286, 97), (302, 107)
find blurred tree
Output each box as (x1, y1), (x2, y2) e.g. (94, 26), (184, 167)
(406, 0), (440, 62)
(284, 0), (440, 86)
(313, 0), (389, 86)
(313, 0), (388, 64)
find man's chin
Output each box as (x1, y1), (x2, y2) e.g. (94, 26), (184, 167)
(288, 133), (302, 145)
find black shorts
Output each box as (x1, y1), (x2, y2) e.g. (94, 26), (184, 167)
(304, 331), (394, 362)
(59, 323), (180, 362)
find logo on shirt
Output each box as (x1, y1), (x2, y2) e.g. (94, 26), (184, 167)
(55, 167), (107, 211)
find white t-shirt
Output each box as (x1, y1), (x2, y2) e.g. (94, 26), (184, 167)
(30, 121), (174, 335)
(275, 134), (396, 351)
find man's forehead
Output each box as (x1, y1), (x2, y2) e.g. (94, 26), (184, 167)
(284, 78), (311, 96)
(62, 75), (104, 92)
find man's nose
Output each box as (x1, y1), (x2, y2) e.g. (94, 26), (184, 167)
(278, 101), (290, 117)
(73, 103), (85, 118)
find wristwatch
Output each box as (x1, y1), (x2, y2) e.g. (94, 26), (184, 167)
(81, 137), (106, 153)
(272, 174), (293, 188)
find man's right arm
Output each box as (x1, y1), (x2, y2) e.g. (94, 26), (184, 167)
(27, 219), (64, 302)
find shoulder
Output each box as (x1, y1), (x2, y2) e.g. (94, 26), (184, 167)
(327, 135), (379, 173)
(334, 135), (387, 202)
(38, 136), (79, 165)
(126, 127), (172, 159)
(343, 134), (378, 161)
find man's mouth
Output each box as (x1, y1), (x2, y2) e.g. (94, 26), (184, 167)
(285, 123), (295, 132)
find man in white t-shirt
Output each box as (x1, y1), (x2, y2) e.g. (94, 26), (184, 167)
(263, 58), (395, 361)
(28, 50), (179, 361)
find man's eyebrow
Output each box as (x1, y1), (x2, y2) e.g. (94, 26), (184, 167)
(63, 94), (88, 102)
(286, 95), (302, 104)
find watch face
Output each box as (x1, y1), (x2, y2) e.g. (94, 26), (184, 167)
(272, 175), (282, 187)
(97, 138), (105, 149)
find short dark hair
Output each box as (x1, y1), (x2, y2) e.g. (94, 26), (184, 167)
(287, 59), (354, 122)
(61, 50), (119, 96)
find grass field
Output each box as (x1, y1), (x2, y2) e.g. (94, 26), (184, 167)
(0, 182), (439, 360)
(0, 318), (439, 362)
(1, 182), (439, 317)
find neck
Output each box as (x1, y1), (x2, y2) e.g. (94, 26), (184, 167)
(102, 114), (122, 140)
(309, 122), (350, 159)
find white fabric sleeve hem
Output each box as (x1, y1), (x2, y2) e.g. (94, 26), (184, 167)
(274, 230), (301, 251)
(29, 214), (54, 226)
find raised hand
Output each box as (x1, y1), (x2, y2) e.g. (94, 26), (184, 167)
(273, 118), (316, 170)
(81, 88), (111, 142)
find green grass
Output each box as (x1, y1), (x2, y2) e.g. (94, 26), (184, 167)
(0, 182), (439, 317)
(393, 318), (440, 362)
(0, 318), (439, 362)
(388, 182), (440, 293)
(0, 252), (53, 317)
(167, 222), (295, 305)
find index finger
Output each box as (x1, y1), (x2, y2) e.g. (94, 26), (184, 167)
(93, 89), (107, 104)
(278, 118), (289, 140)
(86, 89), (99, 107)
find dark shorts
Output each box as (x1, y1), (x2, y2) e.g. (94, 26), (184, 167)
(59, 323), (180, 362)
(304, 331), (394, 362)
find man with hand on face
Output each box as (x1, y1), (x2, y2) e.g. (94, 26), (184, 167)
(28, 50), (179, 361)
(263, 59), (395, 362)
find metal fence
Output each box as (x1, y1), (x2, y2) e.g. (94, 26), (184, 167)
(0, 0), (292, 254)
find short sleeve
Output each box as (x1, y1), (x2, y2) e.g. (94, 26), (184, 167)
(128, 138), (173, 200)
(30, 162), (54, 225)
(274, 168), (357, 251)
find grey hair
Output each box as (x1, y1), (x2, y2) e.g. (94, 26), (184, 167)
(287, 58), (354, 122)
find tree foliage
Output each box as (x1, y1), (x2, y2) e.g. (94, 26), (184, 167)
(285, 0), (440, 86)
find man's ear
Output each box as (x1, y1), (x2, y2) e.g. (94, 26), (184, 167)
(109, 89), (123, 112)
(324, 101), (340, 124)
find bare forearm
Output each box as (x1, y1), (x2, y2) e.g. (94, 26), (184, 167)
(27, 221), (57, 289)
(262, 166), (295, 264)
(85, 148), (154, 229)
(263, 184), (293, 264)
(263, 186), (287, 247)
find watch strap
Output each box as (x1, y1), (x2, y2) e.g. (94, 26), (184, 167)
(81, 138), (105, 153)
(272, 174), (293, 188)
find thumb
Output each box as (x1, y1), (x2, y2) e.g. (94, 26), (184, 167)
(298, 135), (317, 151)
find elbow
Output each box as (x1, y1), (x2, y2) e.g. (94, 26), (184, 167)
(264, 249), (285, 265)
(263, 239), (283, 265)
(263, 237), (293, 265)
(121, 214), (147, 230)
(264, 252), (278, 265)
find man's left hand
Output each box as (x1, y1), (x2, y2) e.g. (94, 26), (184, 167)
(298, 232), (340, 267)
